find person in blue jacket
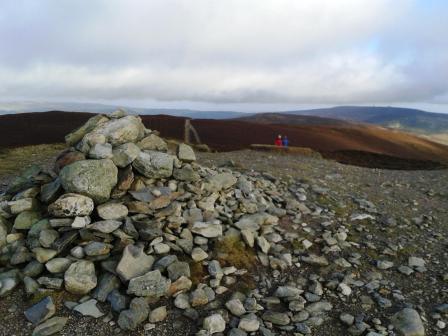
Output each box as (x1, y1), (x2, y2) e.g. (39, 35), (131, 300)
(282, 135), (289, 147)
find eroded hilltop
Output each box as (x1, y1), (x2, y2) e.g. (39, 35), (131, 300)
(0, 109), (447, 336)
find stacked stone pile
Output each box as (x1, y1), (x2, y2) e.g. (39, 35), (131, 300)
(0, 109), (434, 336)
(0, 109), (295, 334)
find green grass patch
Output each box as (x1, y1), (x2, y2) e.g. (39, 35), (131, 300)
(0, 144), (65, 176)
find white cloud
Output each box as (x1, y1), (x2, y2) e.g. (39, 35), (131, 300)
(0, 0), (447, 109)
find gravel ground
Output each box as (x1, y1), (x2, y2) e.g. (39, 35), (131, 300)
(1, 148), (447, 335)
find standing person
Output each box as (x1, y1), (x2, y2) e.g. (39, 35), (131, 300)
(275, 135), (283, 147)
(282, 135), (289, 147)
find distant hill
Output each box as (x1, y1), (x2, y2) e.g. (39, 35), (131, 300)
(0, 101), (246, 119)
(1, 111), (448, 169)
(283, 106), (448, 134)
(237, 113), (356, 126)
(1, 102), (447, 134)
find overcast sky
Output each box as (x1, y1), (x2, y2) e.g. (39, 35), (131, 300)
(0, 0), (447, 112)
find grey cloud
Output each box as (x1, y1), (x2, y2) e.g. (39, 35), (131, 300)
(0, 0), (447, 108)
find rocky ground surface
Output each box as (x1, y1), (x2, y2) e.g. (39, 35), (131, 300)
(0, 111), (447, 336)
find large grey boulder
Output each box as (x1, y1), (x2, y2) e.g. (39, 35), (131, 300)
(88, 115), (145, 146)
(48, 193), (94, 217)
(112, 143), (140, 168)
(65, 114), (109, 146)
(64, 260), (97, 295)
(177, 143), (196, 162)
(127, 270), (170, 297)
(116, 245), (154, 281)
(137, 134), (168, 151)
(391, 308), (425, 336)
(132, 151), (174, 179)
(88, 143), (113, 159)
(60, 159), (118, 203)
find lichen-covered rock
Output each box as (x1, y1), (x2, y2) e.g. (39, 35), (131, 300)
(177, 143), (196, 162)
(65, 114), (109, 146)
(48, 193), (94, 217)
(112, 143), (141, 168)
(60, 159), (118, 203)
(24, 296), (55, 324)
(116, 245), (154, 281)
(0, 216), (10, 248)
(127, 270), (170, 298)
(96, 202), (128, 220)
(117, 297), (149, 330)
(132, 151), (174, 179)
(32, 316), (68, 336)
(13, 210), (41, 230)
(137, 134), (167, 152)
(391, 308), (425, 336)
(64, 260), (97, 295)
(88, 115), (146, 146)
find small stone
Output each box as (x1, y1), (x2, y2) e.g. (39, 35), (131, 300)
(39, 229), (59, 248)
(48, 193), (94, 217)
(376, 260), (394, 270)
(33, 248), (57, 263)
(257, 236), (270, 254)
(203, 313), (226, 334)
(112, 143), (140, 168)
(88, 143), (113, 159)
(84, 241), (111, 256)
(238, 314), (260, 332)
(148, 306), (167, 323)
(107, 289), (130, 313)
(13, 210), (41, 230)
(24, 276), (39, 295)
(391, 308), (425, 336)
(177, 143), (196, 162)
(226, 299), (246, 316)
(154, 243), (170, 254)
(64, 260), (97, 295)
(301, 254), (329, 266)
(191, 247), (208, 262)
(116, 244), (154, 281)
(117, 297), (149, 330)
(96, 202), (128, 220)
(408, 257), (425, 268)
(93, 273), (120, 302)
(340, 313), (355, 326)
(74, 299), (104, 318)
(37, 277), (63, 289)
(191, 221), (223, 238)
(90, 220), (122, 233)
(262, 311), (290, 326)
(127, 270), (170, 298)
(24, 297), (56, 324)
(174, 293), (190, 309)
(167, 261), (190, 281)
(70, 246), (85, 259)
(32, 316), (68, 336)
(45, 258), (72, 274)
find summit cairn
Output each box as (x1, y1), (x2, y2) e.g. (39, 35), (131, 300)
(0, 109), (429, 335)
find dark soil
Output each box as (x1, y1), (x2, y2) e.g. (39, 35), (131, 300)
(1, 111), (448, 170)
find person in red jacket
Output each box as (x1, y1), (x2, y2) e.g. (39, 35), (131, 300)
(274, 135), (283, 147)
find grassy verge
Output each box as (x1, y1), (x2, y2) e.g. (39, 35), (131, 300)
(0, 143), (65, 176)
